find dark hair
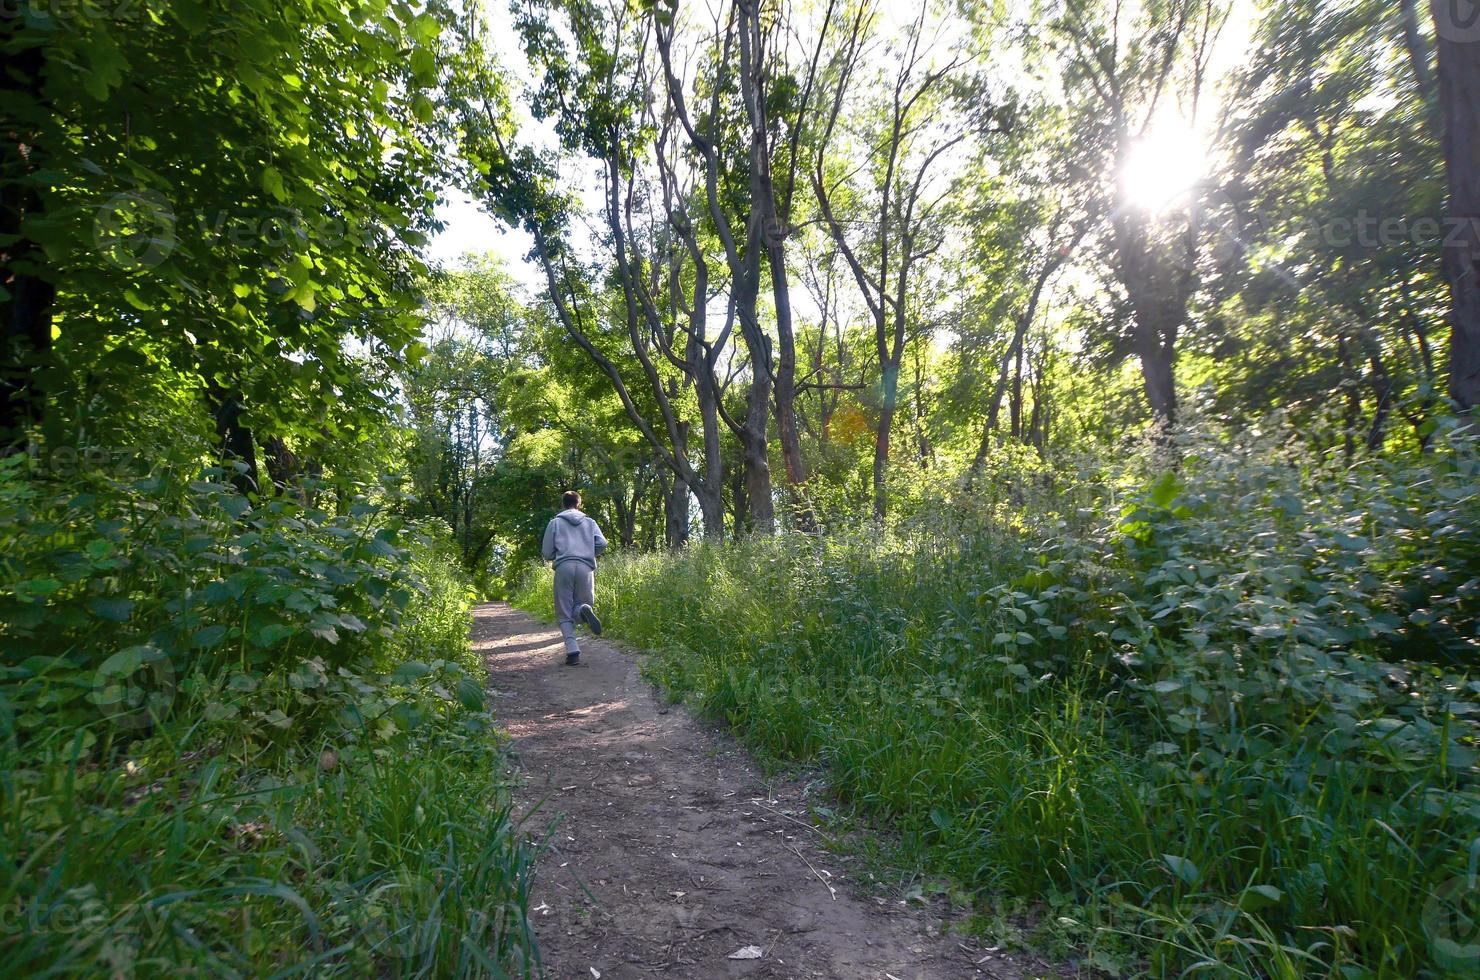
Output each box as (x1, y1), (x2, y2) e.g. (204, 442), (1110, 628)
(562, 490), (581, 510)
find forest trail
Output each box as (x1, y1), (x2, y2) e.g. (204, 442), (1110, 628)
(473, 603), (1062, 980)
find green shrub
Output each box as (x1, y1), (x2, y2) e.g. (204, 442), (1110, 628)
(2, 460), (537, 977)
(512, 423), (1480, 977)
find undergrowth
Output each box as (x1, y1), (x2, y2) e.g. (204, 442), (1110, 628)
(1, 457), (538, 977)
(513, 424), (1480, 978)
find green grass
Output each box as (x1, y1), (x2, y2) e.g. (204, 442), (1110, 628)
(0, 719), (538, 977)
(511, 436), (1480, 978)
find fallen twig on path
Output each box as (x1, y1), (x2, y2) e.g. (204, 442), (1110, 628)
(788, 844), (836, 900)
(742, 798), (834, 842)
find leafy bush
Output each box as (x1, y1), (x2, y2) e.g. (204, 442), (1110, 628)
(2, 459), (537, 976)
(512, 423), (1480, 977)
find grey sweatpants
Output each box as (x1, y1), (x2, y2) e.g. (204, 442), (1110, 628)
(553, 561), (595, 655)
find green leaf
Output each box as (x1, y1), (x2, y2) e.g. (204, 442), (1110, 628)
(262, 165), (288, 202)
(411, 12), (441, 43)
(205, 701), (239, 722)
(393, 660), (432, 682)
(261, 709), (293, 730)
(19, 578), (63, 599)
(456, 676), (486, 711)
(410, 47), (436, 84)
(1148, 471), (1182, 510)
(253, 624), (297, 648)
(1239, 884), (1283, 911)
(308, 619), (340, 644)
(97, 645), (158, 677)
(88, 597), (136, 622)
(1163, 854), (1200, 886)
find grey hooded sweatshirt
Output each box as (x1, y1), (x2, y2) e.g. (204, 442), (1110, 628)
(541, 509), (608, 570)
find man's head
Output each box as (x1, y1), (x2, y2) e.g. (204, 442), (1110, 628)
(562, 490), (581, 511)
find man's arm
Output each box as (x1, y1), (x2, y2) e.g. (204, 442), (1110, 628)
(541, 519), (556, 561)
(591, 520), (608, 557)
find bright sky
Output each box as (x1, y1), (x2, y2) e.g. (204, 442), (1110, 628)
(428, 189), (537, 288)
(427, 0), (1260, 299)
(426, 0), (538, 288)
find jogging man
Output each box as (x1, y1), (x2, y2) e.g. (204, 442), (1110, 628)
(541, 490), (607, 666)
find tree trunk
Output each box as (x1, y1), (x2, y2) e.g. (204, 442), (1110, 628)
(762, 222), (811, 529)
(1028, 352), (1047, 451)
(1366, 354), (1394, 451)
(872, 362), (899, 521)
(644, 477), (661, 551)
(1432, 0), (1480, 415)
(694, 479), (725, 543)
(692, 325), (728, 542)
(1, 38), (55, 454)
(1337, 334), (1361, 459)
(1113, 201), (1190, 432)
(756, 148), (808, 517)
(771, 292), (812, 528)
(620, 490), (638, 549)
(965, 233), (1078, 486)
(1136, 324), (1179, 428)
(209, 389), (259, 498)
(663, 424), (690, 549)
(664, 480), (688, 548)
(912, 351), (931, 465)
(1010, 339), (1024, 440)
(735, 0), (811, 531)
(725, 11), (776, 537)
(262, 436), (302, 498)
(730, 458), (750, 534)
(741, 423), (774, 536)
(1401, 0), (1437, 106)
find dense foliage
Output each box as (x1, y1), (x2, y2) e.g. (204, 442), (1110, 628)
(514, 424), (1480, 975)
(3, 2), (540, 975)
(1, 456), (538, 974)
(7, 0), (1480, 977)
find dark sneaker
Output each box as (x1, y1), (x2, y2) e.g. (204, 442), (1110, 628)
(577, 604), (603, 636)
(565, 651), (581, 667)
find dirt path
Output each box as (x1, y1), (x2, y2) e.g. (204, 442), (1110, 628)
(473, 603), (1062, 980)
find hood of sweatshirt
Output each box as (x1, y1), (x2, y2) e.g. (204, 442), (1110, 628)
(557, 508), (587, 525)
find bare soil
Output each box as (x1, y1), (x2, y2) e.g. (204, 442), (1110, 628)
(473, 602), (1067, 980)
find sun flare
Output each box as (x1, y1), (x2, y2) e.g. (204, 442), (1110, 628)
(1120, 126), (1209, 213)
